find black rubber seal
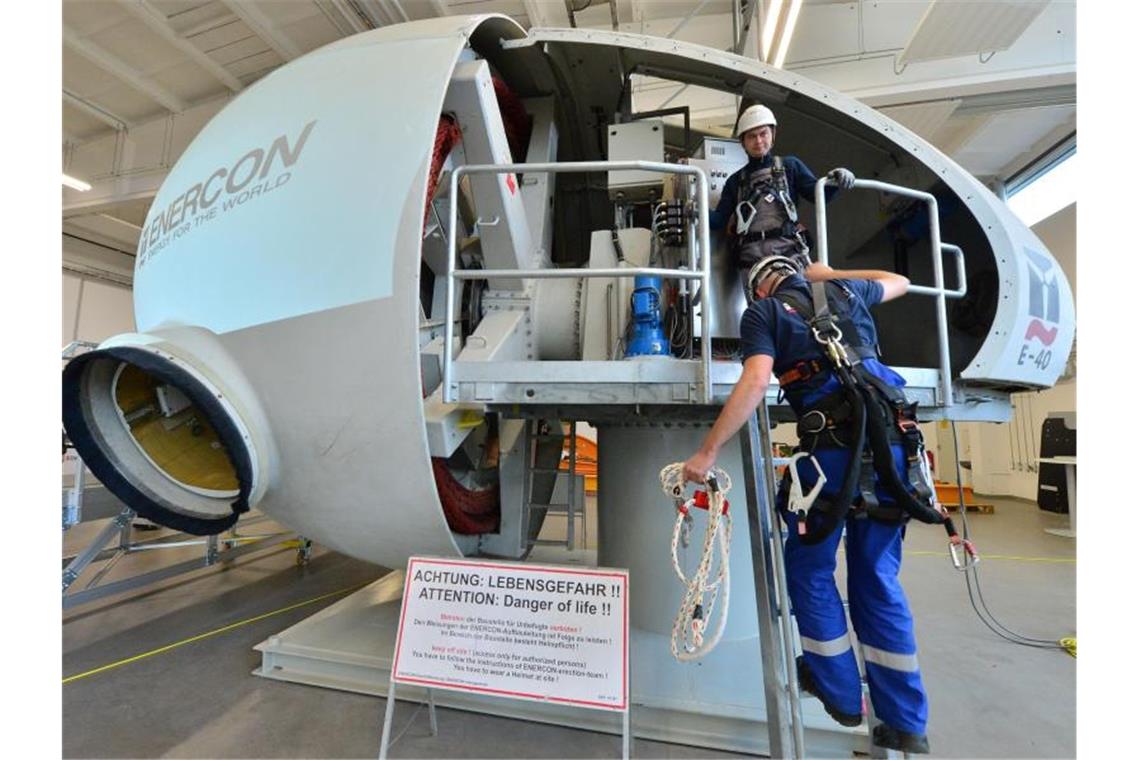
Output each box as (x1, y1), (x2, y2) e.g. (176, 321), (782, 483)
(62, 347), (253, 536)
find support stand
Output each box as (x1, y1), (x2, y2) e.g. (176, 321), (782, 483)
(62, 505), (300, 609)
(378, 682), (438, 759)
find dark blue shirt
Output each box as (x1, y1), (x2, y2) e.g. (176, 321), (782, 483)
(741, 274), (910, 503)
(739, 274), (907, 411)
(709, 154), (832, 231)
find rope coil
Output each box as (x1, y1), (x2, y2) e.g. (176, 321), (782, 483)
(659, 463), (732, 661)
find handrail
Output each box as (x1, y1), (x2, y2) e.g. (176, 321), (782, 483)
(444, 160), (712, 403)
(813, 177), (967, 408)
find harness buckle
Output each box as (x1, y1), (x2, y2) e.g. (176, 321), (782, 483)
(735, 200), (757, 232)
(896, 413), (919, 434)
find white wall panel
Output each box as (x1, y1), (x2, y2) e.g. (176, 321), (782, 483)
(74, 279), (136, 343)
(63, 273), (83, 345)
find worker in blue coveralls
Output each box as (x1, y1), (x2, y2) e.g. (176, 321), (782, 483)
(682, 254), (935, 755)
(708, 103), (855, 276)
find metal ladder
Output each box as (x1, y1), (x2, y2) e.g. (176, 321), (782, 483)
(742, 397), (911, 759)
(739, 402), (807, 758)
(525, 420), (585, 551)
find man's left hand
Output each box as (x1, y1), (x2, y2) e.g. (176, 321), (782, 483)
(828, 167), (856, 189)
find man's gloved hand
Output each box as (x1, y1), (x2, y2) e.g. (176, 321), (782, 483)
(828, 167), (856, 190)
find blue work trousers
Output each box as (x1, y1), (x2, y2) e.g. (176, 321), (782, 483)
(782, 513), (929, 734)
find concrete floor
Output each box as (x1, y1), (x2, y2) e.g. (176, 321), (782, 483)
(63, 493), (1075, 758)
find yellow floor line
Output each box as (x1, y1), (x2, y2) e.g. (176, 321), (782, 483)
(903, 550), (1074, 564)
(63, 581), (371, 685)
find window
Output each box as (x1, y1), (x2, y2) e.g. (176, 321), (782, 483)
(1007, 150), (1077, 227)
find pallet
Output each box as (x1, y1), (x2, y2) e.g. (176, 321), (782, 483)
(934, 482), (995, 514)
(941, 502), (994, 514)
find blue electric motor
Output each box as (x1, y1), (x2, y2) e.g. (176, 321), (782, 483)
(624, 275), (669, 357)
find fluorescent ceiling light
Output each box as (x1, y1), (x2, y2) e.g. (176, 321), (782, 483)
(63, 173), (92, 192)
(760, 0), (784, 61)
(1007, 152), (1077, 227)
(772, 0), (803, 69)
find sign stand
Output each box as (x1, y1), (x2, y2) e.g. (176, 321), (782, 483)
(378, 682), (438, 759)
(622, 678), (631, 759)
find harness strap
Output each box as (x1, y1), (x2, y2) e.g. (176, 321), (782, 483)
(771, 156), (799, 224)
(778, 359), (825, 387)
(741, 156), (798, 224)
(794, 362), (868, 545)
(857, 449), (880, 513)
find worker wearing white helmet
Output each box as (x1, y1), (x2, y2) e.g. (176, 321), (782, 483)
(708, 103), (856, 279)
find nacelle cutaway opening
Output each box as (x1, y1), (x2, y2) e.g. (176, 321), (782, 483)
(62, 346), (256, 536)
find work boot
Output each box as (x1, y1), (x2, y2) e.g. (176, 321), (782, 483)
(872, 723), (930, 754)
(796, 656), (863, 727)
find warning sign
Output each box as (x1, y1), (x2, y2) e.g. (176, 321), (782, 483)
(390, 557), (629, 711)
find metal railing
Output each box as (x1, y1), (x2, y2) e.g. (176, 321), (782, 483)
(443, 160), (713, 403)
(814, 178), (968, 407)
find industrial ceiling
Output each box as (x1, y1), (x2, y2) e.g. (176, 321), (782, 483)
(61, 0), (1076, 285)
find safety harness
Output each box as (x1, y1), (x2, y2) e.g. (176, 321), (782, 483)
(774, 279), (971, 550)
(734, 156), (809, 264)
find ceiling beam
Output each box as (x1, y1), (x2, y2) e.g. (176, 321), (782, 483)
(563, 0), (578, 28)
(219, 0), (302, 61)
(116, 0), (243, 92)
(97, 212), (145, 233)
(521, 0), (558, 28)
(629, 0), (644, 27)
(380, 0), (410, 24)
(63, 170), (167, 218)
(666, 0), (713, 39)
(63, 27), (188, 113)
(347, 0), (393, 26)
(328, 0), (372, 32)
(63, 90), (131, 131)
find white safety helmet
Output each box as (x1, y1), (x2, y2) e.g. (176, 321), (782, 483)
(735, 104), (778, 138)
(747, 254), (801, 300)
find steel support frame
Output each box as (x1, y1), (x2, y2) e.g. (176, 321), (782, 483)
(62, 508), (297, 609)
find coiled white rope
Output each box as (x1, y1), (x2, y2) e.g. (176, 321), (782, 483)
(659, 463), (733, 661)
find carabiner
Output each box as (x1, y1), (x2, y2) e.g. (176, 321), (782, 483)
(811, 323), (843, 345)
(735, 200), (757, 232)
(948, 537), (980, 571)
(787, 452), (827, 535)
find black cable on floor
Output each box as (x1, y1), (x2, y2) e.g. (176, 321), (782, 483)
(949, 421), (1068, 652)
